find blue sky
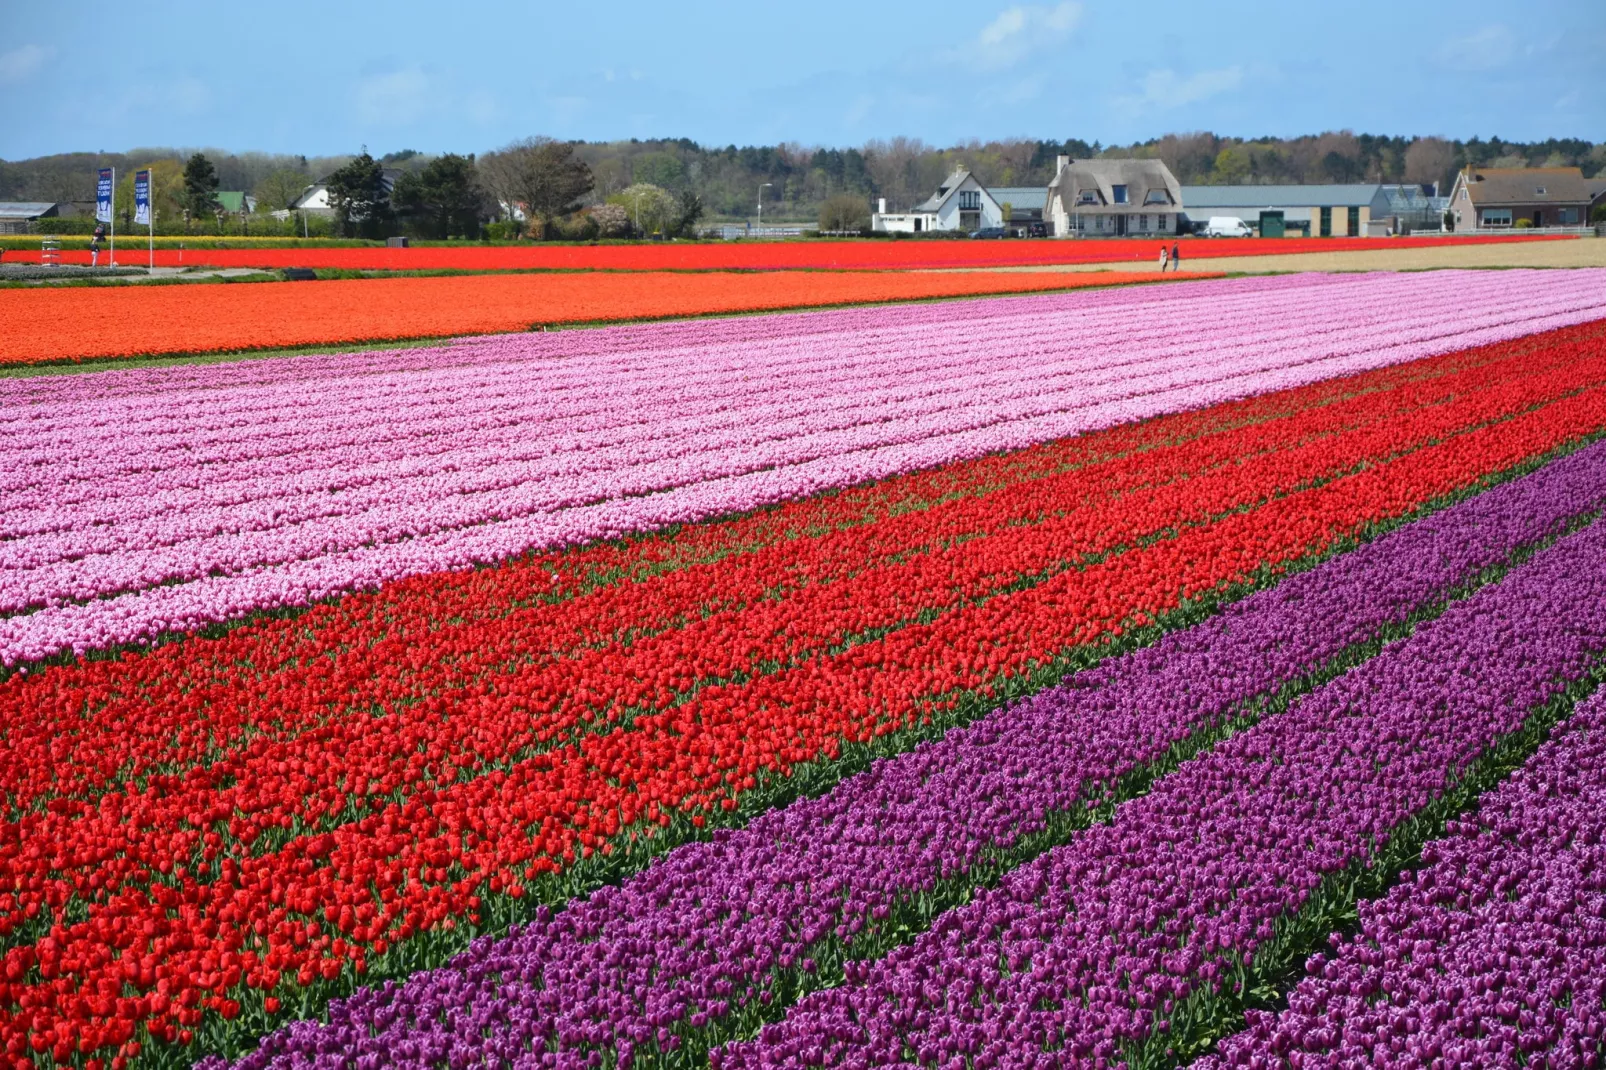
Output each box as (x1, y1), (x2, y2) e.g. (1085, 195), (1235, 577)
(0, 0), (1600, 159)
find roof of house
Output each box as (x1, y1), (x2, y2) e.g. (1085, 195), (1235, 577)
(1049, 159), (1182, 215)
(215, 191), (252, 213)
(988, 187), (1048, 211)
(1586, 178), (1606, 202)
(0, 201), (58, 219)
(1460, 167), (1593, 205)
(1180, 184), (1384, 209)
(911, 170), (993, 213)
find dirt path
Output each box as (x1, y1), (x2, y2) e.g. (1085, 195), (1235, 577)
(953, 236), (1606, 274)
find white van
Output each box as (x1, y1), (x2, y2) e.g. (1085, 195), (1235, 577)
(1202, 216), (1254, 238)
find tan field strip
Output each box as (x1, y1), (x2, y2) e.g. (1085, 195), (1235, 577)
(955, 236), (1606, 274)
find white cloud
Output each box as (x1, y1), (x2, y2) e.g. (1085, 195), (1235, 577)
(1113, 66), (1244, 114)
(1437, 25), (1515, 71)
(0, 44), (53, 83)
(354, 67), (432, 125)
(965, 2), (1083, 70)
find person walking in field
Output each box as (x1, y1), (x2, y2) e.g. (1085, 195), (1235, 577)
(1170, 241), (1181, 272)
(1158, 244), (1169, 271)
(90, 222), (106, 267)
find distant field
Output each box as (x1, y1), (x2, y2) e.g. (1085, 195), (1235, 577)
(0, 268), (1203, 366)
(968, 234), (1606, 274)
(0, 232), (1563, 271)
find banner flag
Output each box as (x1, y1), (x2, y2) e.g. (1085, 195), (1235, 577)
(95, 168), (114, 223)
(134, 170), (151, 226)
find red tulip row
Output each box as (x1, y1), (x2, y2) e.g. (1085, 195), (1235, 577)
(7, 325), (1601, 936)
(6, 327), (1606, 1066)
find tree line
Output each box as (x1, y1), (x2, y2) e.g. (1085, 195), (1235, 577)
(3, 131), (1601, 238)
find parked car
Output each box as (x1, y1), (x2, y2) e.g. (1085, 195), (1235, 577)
(1202, 216), (1253, 238)
(1026, 221), (1048, 238)
(971, 227), (1008, 239)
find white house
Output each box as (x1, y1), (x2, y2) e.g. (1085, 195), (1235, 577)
(1045, 156), (1182, 237)
(872, 169), (1004, 233)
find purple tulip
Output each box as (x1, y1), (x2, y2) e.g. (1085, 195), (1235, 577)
(1197, 688), (1606, 1069)
(713, 510), (1606, 1069)
(201, 437), (1606, 1069)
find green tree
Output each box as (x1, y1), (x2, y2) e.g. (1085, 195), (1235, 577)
(325, 150), (393, 238)
(609, 183), (677, 236)
(818, 193), (869, 233)
(633, 152), (687, 190)
(669, 189), (704, 236)
(254, 168), (311, 212)
(115, 159), (184, 230)
(1211, 146), (1251, 184)
(181, 152), (220, 224)
(392, 153), (484, 238)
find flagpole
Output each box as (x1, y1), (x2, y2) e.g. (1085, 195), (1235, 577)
(109, 166), (116, 266)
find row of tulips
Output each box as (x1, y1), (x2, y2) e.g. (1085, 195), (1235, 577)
(200, 433), (1606, 1070)
(6, 270), (1605, 664)
(7, 328), (1606, 1066)
(7, 324), (1603, 958)
(0, 233), (1556, 272)
(1201, 684), (1606, 1069)
(712, 505), (1606, 1070)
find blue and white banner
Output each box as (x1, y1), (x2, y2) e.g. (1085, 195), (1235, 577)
(95, 167), (113, 223)
(134, 170), (151, 226)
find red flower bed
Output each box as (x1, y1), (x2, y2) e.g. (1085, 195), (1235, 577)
(2, 233), (1562, 271)
(3, 321), (1605, 1065)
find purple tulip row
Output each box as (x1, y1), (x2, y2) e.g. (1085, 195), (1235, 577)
(709, 506), (1606, 1069)
(200, 435), (1606, 1068)
(1197, 688), (1606, 1070)
(6, 270), (1604, 665)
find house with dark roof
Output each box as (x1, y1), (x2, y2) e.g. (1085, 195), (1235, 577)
(1045, 157), (1182, 237)
(1448, 167), (1596, 230)
(0, 201), (66, 235)
(871, 169), (1002, 233)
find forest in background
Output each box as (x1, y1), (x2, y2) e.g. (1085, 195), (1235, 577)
(4, 131), (1601, 225)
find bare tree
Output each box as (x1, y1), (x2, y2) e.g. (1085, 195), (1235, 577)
(1404, 137), (1456, 190)
(479, 137), (594, 234)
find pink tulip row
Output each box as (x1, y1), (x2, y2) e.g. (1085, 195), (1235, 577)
(3, 270), (1603, 665)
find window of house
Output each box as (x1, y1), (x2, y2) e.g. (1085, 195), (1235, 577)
(1559, 207), (1578, 224)
(1460, 188), (1469, 200)
(1535, 186), (1546, 195)
(958, 190), (981, 210)
(1482, 209), (1513, 227)
(1077, 189), (1100, 205)
(1111, 185), (1128, 204)
(1143, 189), (1169, 205)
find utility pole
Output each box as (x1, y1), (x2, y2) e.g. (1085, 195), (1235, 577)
(757, 182), (773, 235)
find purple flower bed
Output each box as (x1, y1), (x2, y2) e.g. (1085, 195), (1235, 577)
(712, 511), (1606, 1070)
(206, 441), (1606, 1068)
(1198, 689), (1606, 1070)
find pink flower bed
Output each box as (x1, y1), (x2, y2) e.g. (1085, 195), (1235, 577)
(2, 270), (1603, 665)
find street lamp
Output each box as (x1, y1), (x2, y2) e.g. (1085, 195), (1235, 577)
(757, 182), (773, 235)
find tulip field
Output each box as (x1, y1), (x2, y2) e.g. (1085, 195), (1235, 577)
(4, 267), (1606, 1069)
(0, 233), (1562, 272)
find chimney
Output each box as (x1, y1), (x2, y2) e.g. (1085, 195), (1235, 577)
(1055, 155), (1070, 174)
(878, 197), (886, 214)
